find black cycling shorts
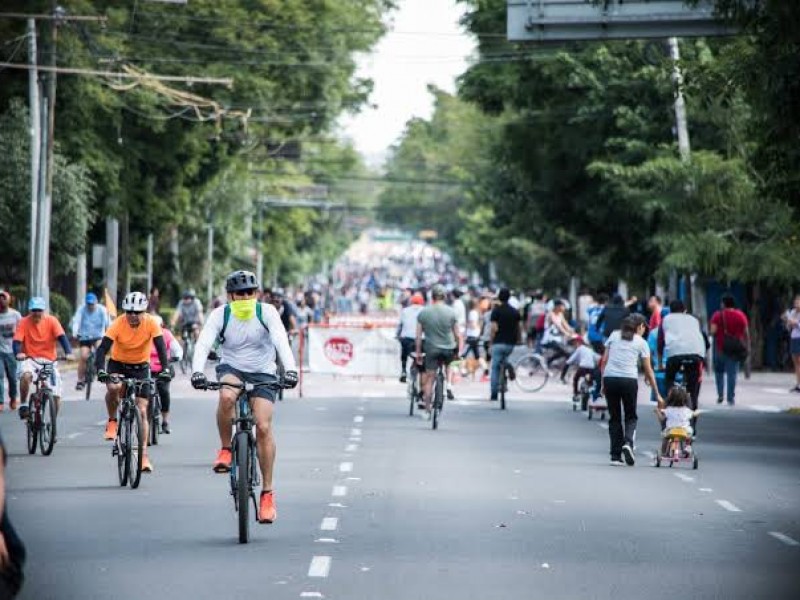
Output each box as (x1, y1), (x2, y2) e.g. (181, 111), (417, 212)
(423, 347), (457, 371)
(107, 360), (151, 397)
(79, 338), (101, 348)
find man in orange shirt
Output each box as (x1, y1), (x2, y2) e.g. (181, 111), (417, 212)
(94, 292), (171, 473)
(13, 297), (74, 420)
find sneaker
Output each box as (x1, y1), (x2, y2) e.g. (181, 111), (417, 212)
(622, 444), (635, 466)
(18, 405), (30, 420)
(142, 455), (153, 473)
(610, 457), (625, 466)
(75, 381), (85, 391)
(104, 419), (118, 440)
(213, 448), (232, 473)
(258, 491), (276, 524)
(161, 421), (171, 434)
(791, 386), (800, 393)
(506, 366), (516, 381)
(446, 389), (455, 401)
(490, 394), (498, 401)
(716, 396), (723, 404)
(399, 372), (407, 384)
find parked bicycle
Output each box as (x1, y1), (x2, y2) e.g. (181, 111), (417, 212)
(197, 378), (288, 543)
(106, 374), (153, 489)
(25, 358), (58, 456)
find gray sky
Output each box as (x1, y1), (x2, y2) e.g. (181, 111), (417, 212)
(338, 0), (475, 167)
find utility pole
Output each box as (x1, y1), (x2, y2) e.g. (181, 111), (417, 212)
(668, 37), (691, 162)
(206, 222), (214, 305)
(105, 218), (119, 306)
(27, 18), (40, 298)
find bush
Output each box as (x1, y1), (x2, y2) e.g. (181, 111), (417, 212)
(49, 292), (73, 328)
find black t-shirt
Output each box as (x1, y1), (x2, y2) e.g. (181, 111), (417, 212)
(491, 304), (521, 345)
(278, 300), (297, 332)
(599, 305), (629, 338)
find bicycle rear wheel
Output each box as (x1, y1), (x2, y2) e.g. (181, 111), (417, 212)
(129, 407), (144, 489)
(500, 365), (507, 410)
(407, 373), (416, 417)
(235, 432), (251, 543)
(39, 391), (56, 456)
(432, 371), (444, 430)
(514, 354), (549, 392)
(117, 413), (130, 487)
(26, 406), (38, 455)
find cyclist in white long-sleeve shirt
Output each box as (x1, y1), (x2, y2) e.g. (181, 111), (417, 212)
(190, 270), (298, 524)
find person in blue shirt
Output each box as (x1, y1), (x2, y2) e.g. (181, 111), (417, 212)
(586, 293), (608, 355)
(71, 292), (110, 391)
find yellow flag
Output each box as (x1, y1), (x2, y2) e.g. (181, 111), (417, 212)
(104, 288), (118, 319)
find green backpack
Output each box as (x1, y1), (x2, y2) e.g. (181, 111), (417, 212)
(218, 302), (270, 345)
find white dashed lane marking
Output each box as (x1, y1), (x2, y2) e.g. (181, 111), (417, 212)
(345, 443), (358, 452)
(339, 462), (353, 473)
(353, 415), (364, 423)
(673, 473), (694, 483)
(768, 532), (800, 547)
(350, 428), (362, 436)
(716, 500), (742, 513)
(332, 485), (347, 497)
(308, 556), (332, 578)
(320, 517), (338, 531)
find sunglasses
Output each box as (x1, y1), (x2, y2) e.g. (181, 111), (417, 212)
(31, 309), (44, 314)
(125, 310), (145, 315)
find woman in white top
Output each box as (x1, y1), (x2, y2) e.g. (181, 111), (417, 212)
(783, 295), (800, 392)
(600, 314), (662, 466)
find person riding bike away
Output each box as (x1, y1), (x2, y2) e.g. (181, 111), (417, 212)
(415, 284), (461, 417)
(95, 292), (172, 473)
(13, 297), (73, 421)
(191, 270), (298, 524)
(397, 292), (425, 383)
(488, 288), (521, 401)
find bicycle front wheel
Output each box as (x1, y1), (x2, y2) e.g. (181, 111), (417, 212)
(514, 354), (549, 392)
(129, 407), (144, 489)
(235, 432), (251, 543)
(39, 391), (56, 456)
(117, 414), (130, 487)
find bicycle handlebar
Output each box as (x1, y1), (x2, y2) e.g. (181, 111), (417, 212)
(106, 374), (156, 386)
(198, 379), (288, 392)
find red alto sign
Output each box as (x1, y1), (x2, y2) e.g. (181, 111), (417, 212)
(324, 337), (354, 366)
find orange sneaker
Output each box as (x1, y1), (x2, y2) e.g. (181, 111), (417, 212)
(104, 419), (118, 441)
(212, 448), (232, 473)
(258, 491), (276, 524)
(142, 455), (153, 473)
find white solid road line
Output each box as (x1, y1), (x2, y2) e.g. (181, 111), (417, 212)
(673, 473), (694, 483)
(716, 499), (742, 513)
(332, 485), (347, 497)
(308, 556), (332, 578)
(768, 532), (800, 547)
(320, 517), (338, 531)
(339, 462), (353, 473)
(353, 415), (364, 423)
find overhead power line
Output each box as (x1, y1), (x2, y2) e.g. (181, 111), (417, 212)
(0, 61), (234, 86)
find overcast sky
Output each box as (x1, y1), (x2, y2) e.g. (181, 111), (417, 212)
(337, 0), (475, 167)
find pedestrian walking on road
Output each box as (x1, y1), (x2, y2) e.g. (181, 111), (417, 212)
(600, 314), (662, 466)
(0, 291), (21, 412)
(782, 295), (800, 393)
(709, 295), (750, 405)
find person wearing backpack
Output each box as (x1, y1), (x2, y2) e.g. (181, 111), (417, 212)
(190, 270), (298, 525)
(709, 294), (750, 406)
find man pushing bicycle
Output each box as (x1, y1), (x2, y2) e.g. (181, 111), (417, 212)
(190, 270), (298, 524)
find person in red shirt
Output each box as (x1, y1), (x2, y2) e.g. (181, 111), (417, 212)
(647, 295), (663, 332)
(709, 294), (750, 406)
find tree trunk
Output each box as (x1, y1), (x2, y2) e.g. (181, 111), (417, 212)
(748, 282), (764, 369)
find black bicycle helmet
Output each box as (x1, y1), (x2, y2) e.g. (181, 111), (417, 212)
(225, 270), (259, 293)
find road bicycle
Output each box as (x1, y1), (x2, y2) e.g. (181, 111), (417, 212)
(512, 351), (549, 393)
(25, 358), (58, 456)
(84, 344), (97, 401)
(180, 324), (196, 375)
(198, 378), (288, 543)
(430, 356), (449, 430)
(107, 374), (153, 489)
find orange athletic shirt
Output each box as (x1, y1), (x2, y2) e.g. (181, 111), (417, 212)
(106, 314), (162, 364)
(13, 314), (65, 361)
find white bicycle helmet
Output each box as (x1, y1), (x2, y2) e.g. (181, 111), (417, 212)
(122, 291), (148, 312)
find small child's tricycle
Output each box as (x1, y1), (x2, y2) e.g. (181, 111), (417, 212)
(655, 428), (698, 469)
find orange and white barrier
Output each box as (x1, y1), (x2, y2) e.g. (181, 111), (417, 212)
(306, 324), (399, 378)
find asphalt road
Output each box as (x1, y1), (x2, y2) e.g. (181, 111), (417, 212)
(3, 369), (799, 600)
